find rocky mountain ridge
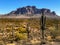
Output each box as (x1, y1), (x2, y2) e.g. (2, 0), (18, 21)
(8, 6), (56, 16)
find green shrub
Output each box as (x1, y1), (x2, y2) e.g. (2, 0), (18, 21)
(15, 31), (27, 40)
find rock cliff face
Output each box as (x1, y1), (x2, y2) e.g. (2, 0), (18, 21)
(8, 6), (56, 16)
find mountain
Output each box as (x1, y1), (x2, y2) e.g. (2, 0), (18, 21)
(8, 6), (56, 15)
(0, 6), (60, 18)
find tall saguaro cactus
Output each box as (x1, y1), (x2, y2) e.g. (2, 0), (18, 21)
(26, 18), (31, 39)
(40, 9), (46, 43)
(26, 23), (30, 39)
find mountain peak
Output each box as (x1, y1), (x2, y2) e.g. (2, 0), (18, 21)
(8, 6), (56, 16)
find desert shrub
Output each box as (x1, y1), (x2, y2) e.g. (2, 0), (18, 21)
(17, 27), (27, 33)
(50, 30), (60, 39)
(15, 31), (27, 40)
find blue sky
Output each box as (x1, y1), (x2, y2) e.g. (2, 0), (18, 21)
(0, 0), (60, 16)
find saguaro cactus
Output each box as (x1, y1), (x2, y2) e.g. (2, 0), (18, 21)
(40, 10), (46, 39)
(40, 9), (46, 44)
(26, 23), (30, 39)
(26, 18), (33, 39)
